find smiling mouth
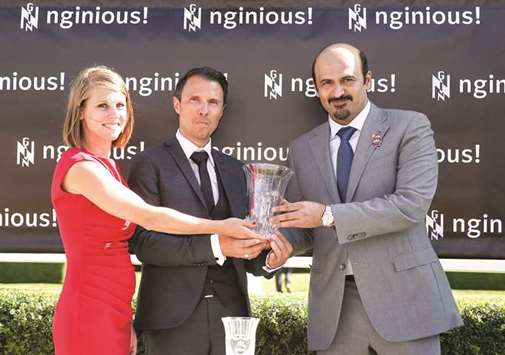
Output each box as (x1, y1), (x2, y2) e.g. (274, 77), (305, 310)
(103, 123), (121, 129)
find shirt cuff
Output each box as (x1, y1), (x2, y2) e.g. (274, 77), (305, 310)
(262, 251), (283, 273)
(210, 234), (226, 266)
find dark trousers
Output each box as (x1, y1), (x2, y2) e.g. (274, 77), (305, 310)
(143, 295), (247, 355)
(274, 268), (292, 292)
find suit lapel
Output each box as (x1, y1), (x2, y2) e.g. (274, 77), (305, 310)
(212, 150), (244, 218)
(309, 123), (340, 203)
(165, 138), (208, 210)
(346, 103), (390, 202)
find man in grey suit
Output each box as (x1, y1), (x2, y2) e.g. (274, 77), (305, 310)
(129, 67), (292, 355)
(271, 43), (463, 354)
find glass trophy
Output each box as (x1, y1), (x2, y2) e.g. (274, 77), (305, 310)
(242, 163), (294, 236)
(222, 317), (260, 355)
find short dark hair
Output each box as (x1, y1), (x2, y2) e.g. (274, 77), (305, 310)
(311, 45), (369, 87)
(174, 67), (228, 104)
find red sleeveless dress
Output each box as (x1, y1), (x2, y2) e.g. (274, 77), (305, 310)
(51, 148), (136, 355)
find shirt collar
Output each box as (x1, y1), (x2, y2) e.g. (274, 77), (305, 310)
(176, 130), (215, 166)
(329, 100), (370, 139)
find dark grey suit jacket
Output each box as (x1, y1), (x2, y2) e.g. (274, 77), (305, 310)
(285, 103), (463, 351)
(128, 137), (269, 330)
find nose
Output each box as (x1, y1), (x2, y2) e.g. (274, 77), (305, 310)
(332, 83), (345, 98)
(109, 106), (122, 118)
(197, 102), (209, 116)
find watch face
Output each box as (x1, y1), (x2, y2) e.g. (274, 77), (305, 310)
(322, 207), (331, 226)
(323, 207), (333, 226)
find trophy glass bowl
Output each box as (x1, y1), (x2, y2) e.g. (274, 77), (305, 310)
(242, 163), (294, 236)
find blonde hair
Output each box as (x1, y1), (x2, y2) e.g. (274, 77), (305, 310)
(62, 66), (134, 148)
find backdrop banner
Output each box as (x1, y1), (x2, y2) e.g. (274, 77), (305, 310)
(0, 1), (503, 256)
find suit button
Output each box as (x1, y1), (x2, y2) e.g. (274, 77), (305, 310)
(339, 264), (346, 271)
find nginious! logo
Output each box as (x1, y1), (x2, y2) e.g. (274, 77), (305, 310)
(264, 69), (283, 100)
(426, 210), (444, 240)
(432, 71), (451, 101)
(16, 137), (35, 167)
(20, 3), (39, 31)
(184, 4), (202, 32)
(348, 4), (367, 32)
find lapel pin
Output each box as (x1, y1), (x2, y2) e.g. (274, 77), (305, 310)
(371, 131), (383, 149)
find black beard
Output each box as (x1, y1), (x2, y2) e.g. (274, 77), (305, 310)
(332, 108), (351, 121)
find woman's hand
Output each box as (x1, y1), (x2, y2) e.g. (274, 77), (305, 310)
(217, 218), (265, 240)
(129, 324), (137, 355)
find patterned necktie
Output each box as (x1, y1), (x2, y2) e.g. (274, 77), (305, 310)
(336, 126), (357, 202)
(190, 151), (215, 211)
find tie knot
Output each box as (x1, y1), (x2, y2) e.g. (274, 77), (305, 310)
(190, 151), (209, 165)
(337, 126), (357, 141)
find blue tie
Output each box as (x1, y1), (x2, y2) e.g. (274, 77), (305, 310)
(336, 126), (357, 202)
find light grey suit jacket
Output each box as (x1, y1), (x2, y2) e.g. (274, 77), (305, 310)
(285, 102), (463, 351)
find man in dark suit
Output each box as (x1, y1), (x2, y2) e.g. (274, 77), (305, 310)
(129, 67), (292, 355)
(271, 44), (462, 354)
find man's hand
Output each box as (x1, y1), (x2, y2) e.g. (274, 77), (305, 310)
(271, 200), (325, 228)
(266, 232), (294, 269)
(219, 235), (267, 259)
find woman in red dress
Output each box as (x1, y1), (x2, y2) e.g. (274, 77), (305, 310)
(51, 66), (262, 355)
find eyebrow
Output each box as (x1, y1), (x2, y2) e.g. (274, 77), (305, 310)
(92, 98), (125, 104)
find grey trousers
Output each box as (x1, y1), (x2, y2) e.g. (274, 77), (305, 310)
(143, 295), (247, 355)
(318, 279), (441, 355)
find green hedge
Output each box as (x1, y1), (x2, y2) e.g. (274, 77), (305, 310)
(1, 290), (504, 355)
(0, 290), (56, 355)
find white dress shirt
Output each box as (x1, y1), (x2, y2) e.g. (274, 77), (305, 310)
(176, 130), (226, 265)
(328, 100), (370, 275)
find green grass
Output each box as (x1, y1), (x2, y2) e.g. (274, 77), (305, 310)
(447, 272), (505, 290)
(0, 263), (64, 283)
(261, 271), (309, 298)
(452, 289), (505, 305)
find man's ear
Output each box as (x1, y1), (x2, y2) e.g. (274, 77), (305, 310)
(172, 96), (180, 114)
(364, 70), (373, 90)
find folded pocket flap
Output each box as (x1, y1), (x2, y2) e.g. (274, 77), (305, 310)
(393, 248), (439, 272)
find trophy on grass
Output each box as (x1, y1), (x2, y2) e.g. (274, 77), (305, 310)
(242, 163), (294, 236)
(222, 317), (260, 355)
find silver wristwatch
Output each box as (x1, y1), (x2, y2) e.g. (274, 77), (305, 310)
(321, 205), (334, 227)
